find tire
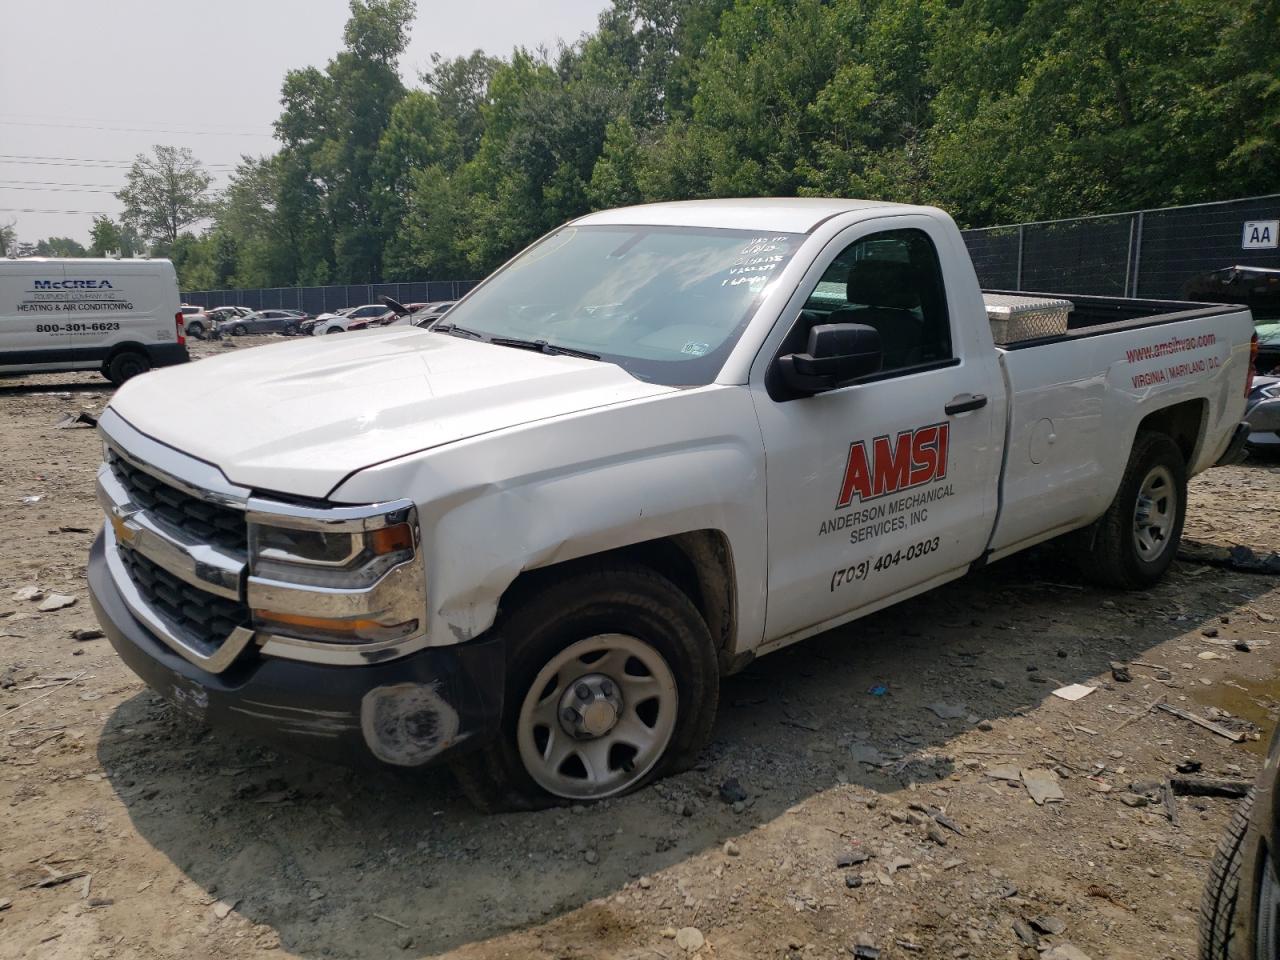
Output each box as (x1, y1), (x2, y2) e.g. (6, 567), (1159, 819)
(186, 321), (205, 339)
(325, 327), (343, 334)
(282, 321), (299, 337)
(1075, 430), (1187, 589)
(231, 323), (247, 336)
(1199, 788), (1254, 959)
(451, 563), (719, 812)
(105, 350), (151, 386)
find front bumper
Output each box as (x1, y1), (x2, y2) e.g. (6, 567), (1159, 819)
(89, 531), (504, 768)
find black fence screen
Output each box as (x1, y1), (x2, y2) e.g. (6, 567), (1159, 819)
(182, 280), (480, 312)
(961, 194), (1280, 305)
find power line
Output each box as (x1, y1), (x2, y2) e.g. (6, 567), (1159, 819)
(0, 119), (274, 138)
(0, 111), (269, 136)
(0, 153), (240, 169)
(0, 207), (113, 215)
(0, 179), (123, 188)
(0, 185), (118, 193)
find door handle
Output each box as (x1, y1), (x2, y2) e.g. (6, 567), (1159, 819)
(945, 393), (988, 415)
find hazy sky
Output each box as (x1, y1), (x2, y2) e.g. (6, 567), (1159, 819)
(0, 0), (610, 246)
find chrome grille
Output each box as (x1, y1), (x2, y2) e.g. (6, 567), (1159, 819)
(108, 449), (247, 554)
(119, 546), (250, 644)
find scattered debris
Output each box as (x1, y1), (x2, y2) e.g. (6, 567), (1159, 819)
(866, 684), (888, 697)
(926, 702), (966, 720)
(71, 627), (105, 641)
(1021, 768), (1065, 805)
(1051, 683), (1096, 701)
(1029, 915), (1066, 936)
(12, 585), (42, 602)
(722, 840), (740, 857)
(851, 942), (881, 958)
(836, 850), (872, 868)
(1044, 945), (1093, 960)
(372, 912), (409, 929)
(1170, 776), (1251, 798)
(23, 870), (88, 889)
(212, 898), (240, 920)
(1156, 702), (1247, 742)
(55, 411), (98, 429)
(37, 593), (76, 612)
(1109, 662), (1131, 683)
(1012, 919), (1039, 947)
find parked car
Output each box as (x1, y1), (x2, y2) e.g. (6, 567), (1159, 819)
(1256, 320), (1280, 376)
(309, 303), (393, 334)
(302, 307), (354, 335)
(1243, 374), (1280, 452)
(178, 304), (202, 317)
(188, 306), (255, 338)
(1, 257), (187, 384)
(1199, 725), (1280, 959)
(87, 198), (1256, 810)
(385, 300), (456, 328)
(217, 309), (309, 337)
(1184, 265), (1280, 323)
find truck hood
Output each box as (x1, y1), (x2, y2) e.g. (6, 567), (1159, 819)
(109, 329), (674, 499)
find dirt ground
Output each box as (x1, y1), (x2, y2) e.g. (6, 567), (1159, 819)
(3, 334), (1280, 960)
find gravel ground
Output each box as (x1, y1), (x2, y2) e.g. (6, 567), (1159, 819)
(2, 333), (1279, 960)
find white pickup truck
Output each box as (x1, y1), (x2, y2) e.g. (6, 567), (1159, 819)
(87, 198), (1257, 810)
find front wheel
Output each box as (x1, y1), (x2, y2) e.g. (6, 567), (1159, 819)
(452, 564), (719, 812)
(1075, 430), (1187, 589)
(325, 326), (343, 334)
(231, 323), (247, 336)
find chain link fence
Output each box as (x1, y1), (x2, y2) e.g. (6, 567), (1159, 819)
(181, 280), (480, 313)
(961, 194), (1280, 301)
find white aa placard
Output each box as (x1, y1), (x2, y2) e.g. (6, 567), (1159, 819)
(1243, 220), (1278, 249)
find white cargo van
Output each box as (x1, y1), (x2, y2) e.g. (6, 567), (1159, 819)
(0, 257), (189, 385)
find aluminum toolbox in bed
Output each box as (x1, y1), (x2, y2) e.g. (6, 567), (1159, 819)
(983, 293), (1073, 345)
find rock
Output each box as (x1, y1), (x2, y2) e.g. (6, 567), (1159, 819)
(584, 849), (599, 865)
(732, 800), (746, 814)
(0, 898), (10, 911)
(851, 940), (881, 958)
(1030, 916), (1066, 936)
(1202, 626), (1220, 638)
(1109, 662), (1131, 683)
(1118, 792), (1149, 808)
(850, 742), (886, 765)
(675, 927), (705, 952)
(397, 933), (414, 950)
(1235, 640), (1252, 653)
(212, 898), (240, 920)
(661, 927), (678, 939)
(37, 594), (76, 612)
(678, 800), (695, 817)
(927, 702), (967, 720)
(723, 840), (740, 857)
(638, 876), (652, 889)
(977, 719), (994, 732)
(1012, 919), (1039, 947)
(1176, 760), (1203, 774)
(986, 763), (1022, 782)
(71, 627), (105, 641)
(926, 824), (948, 846)
(1155, 669), (1173, 681)
(845, 874), (864, 889)
(718, 777), (748, 803)
(990, 677), (1007, 690)
(1044, 946), (1093, 960)
(13, 586), (42, 602)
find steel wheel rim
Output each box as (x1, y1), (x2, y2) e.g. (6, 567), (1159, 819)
(517, 634), (678, 800)
(1132, 464), (1176, 561)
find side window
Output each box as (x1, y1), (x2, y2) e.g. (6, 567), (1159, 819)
(797, 228), (952, 373)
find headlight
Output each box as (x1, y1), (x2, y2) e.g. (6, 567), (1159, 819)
(246, 500), (425, 647)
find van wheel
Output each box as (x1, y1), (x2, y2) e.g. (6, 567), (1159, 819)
(105, 351), (151, 386)
(1076, 430), (1186, 589)
(451, 563), (719, 812)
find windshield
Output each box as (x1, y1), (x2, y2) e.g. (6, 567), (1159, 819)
(439, 225), (806, 386)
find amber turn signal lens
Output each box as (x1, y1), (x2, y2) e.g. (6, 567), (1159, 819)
(367, 522), (414, 555)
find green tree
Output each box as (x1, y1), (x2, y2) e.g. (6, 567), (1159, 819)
(117, 145), (215, 247)
(89, 215), (122, 256)
(0, 220), (15, 257)
(34, 236), (88, 257)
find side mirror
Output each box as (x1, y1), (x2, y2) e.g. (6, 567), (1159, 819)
(777, 323), (882, 395)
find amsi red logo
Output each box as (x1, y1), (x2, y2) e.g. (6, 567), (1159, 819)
(836, 422), (949, 508)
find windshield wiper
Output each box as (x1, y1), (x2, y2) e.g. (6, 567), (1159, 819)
(431, 322), (484, 339)
(488, 336), (601, 361)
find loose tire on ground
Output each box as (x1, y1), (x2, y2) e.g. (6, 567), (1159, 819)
(1075, 430), (1187, 589)
(1199, 788), (1254, 959)
(451, 562), (719, 812)
(105, 350), (151, 386)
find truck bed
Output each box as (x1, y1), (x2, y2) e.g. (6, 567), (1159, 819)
(983, 290), (1240, 349)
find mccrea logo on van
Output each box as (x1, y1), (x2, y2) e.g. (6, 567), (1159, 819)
(33, 279), (115, 290)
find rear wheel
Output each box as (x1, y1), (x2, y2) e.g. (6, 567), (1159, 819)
(1075, 430), (1186, 589)
(186, 320), (205, 339)
(105, 350), (150, 386)
(231, 323), (247, 336)
(452, 563), (719, 812)
(326, 326), (343, 334)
